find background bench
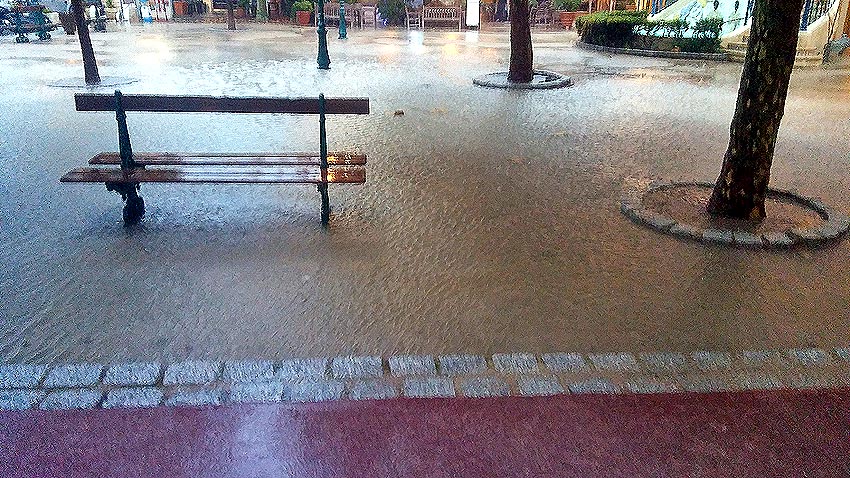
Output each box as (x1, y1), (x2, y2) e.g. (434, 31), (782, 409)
(423, 6), (462, 30)
(62, 91), (369, 226)
(405, 5), (463, 30)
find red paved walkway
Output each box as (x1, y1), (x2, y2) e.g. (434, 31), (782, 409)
(2, 390), (848, 477)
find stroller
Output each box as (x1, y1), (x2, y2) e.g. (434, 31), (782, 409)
(1, 3), (57, 42)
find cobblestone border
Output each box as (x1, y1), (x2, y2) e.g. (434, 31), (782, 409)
(473, 70), (574, 90)
(621, 181), (850, 248)
(2, 347), (850, 411)
(576, 41), (729, 61)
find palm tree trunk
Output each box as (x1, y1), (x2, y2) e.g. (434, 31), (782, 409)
(508, 0), (533, 83)
(706, 0), (805, 220)
(71, 0), (100, 85)
(227, 0), (236, 29)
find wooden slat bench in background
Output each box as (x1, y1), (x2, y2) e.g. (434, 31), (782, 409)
(423, 6), (462, 30)
(405, 5), (463, 30)
(61, 91), (370, 226)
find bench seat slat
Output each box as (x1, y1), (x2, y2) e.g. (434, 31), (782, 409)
(89, 152), (367, 166)
(60, 166), (366, 184)
(75, 94), (370, 115)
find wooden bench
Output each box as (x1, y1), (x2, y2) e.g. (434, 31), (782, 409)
(423, 5), (462, 30)
(61, 91), (370, 226)
(406, 5), (463, 30)
(314, 2), (358, 28)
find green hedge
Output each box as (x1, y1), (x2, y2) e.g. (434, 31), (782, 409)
(576, 10), (649, 48)
(577, 10), (723, 53)
(377, 0), (406, 25)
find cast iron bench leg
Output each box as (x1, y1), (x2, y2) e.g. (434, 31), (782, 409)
(106, 182), (145, 225)
(318, 183), (330, 225)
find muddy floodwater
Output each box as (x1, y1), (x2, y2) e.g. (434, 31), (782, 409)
(1, 24), (849, 363)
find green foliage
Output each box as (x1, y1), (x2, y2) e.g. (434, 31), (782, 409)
(237, 0), (250, 8)
(376, 0), (405, 25)
(578, 10), (722, 54)
(658, 18), (688, 38)
(553, 0), (580, 11)
(291, 0), (312, 16)
(104, 0), (114, 8)
(575, 10), (648, 48)
(692, 16), (723, 39)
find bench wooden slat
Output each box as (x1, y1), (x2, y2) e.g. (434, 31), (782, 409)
(75, 94), (370, 115)
(89, 152), (367, 166)
(60, 166), (366, 184)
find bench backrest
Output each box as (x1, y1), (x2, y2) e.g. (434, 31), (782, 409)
(424, 6), (460, 19)
(77, 91), (369, 171)
(75, 93), (369, 115)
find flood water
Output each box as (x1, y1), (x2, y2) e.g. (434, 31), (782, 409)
(1, 24), (849, 363)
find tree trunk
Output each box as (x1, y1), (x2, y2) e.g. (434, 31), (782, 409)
(706, 0), (805, 221)
(71, 0), (100, 85)
(58, 12), (76, 34)
(508, 0), (533, 83)
(227, 0), (236, 29)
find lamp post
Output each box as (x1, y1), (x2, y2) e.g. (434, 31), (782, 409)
(317, 0), (330, 69)
(339, 0), (347, 39)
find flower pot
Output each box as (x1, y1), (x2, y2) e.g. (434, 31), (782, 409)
(559, 10), (579, 29)
(172, 0), (188, 15)
(295, 9), (310, 25)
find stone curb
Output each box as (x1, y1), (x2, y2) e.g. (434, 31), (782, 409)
(2, 346), (849, 411)
(576, 41), (729, 61)
(620, 181), (850, 249)
(472, 70), (574, 90)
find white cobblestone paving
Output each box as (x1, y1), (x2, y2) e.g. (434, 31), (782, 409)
(2, 347), (849, 411)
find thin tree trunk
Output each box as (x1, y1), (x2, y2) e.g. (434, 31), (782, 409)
(706, 0), (805, 220)
(227, 0), (236, 29)
(71, 0), (100, 85)
(508, 0), (533, 83)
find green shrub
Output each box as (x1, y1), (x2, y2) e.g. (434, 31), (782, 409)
(576, 10), (648, 48)
(578, 10), (722, 53)
(553, 0), (581, 11)
(675, 36), (721, 53)
(377, 0), (405, 25)
(692, 16), (723, 39)
(658, 18), (688, 38)
(291, 0), (312, 17)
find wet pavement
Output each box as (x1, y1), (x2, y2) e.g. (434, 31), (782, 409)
(1, 23), (849, 363)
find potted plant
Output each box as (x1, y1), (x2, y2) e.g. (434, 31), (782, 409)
(104, 0), (119, 19)
(236, 0), (249, 17)
(292, 0), (312, 25)
(554, 0), (581, 29)
(172, 0), (188, 15)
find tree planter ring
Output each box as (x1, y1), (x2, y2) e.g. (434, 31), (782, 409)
(620, 181), (850, 249)
(472, 70), (573, 89)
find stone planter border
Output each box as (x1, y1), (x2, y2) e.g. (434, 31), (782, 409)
(620, 181), (850, 249)
(577, 41), (729, 62)
(473, 70), (573, 90)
